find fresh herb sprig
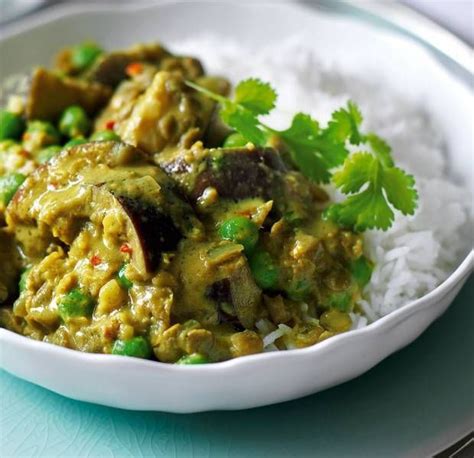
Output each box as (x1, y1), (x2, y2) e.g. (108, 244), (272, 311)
(186, 78), (417, 231)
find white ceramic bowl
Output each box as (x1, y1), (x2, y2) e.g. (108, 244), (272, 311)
(0, 1), (472, 413)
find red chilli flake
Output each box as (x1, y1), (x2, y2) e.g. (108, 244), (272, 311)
(125, 62), (143, 77)
(120, 244), (133, 254)
(105, 120), (116, 130)
(90, 255), (102, 266)
(19, 149), (31, 158)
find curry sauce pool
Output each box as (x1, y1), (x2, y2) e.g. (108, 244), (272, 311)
(0, 39), (445, 363)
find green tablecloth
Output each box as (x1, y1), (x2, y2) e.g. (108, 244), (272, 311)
(1, 277), (472, 457)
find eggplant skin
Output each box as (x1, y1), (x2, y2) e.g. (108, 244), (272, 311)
(207, 279), (245, 331)
(170, 241), (262, 329)
(115, 194), (182, 272)
(86, 43), (171, 87)
(192, 147), (287, 201)
(26, 68), (111, 121)
(86, 44), (204, 87)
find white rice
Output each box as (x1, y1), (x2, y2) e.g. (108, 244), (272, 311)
(262, 324), (293, 348)
(173, 35), (471, 336)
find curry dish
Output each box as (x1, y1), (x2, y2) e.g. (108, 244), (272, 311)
(0, 42), (374, 363)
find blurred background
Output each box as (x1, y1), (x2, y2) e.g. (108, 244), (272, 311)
(401, 0), (473, 44)
(1, 0), (473, 45)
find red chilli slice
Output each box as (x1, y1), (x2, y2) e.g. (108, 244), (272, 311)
(90, 255), (102, 266)
(125, 62), (143, 77)
(105, 120), (115, 130)
(120, 244), (133, 254)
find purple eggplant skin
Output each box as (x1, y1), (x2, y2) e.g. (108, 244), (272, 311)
(203, 147), (287, 199)
(204, 264), (262, 330)
(114, 194), (182, 273)
(206, 279), (245, 331)
(192, 147), (288, 201)
(86, 45), (204, 87)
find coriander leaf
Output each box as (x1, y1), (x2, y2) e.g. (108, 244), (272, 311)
(347, 101), (363, 144)
(220, 103), (266, 145)
(280, 113), (348, 183)
(234, 78), (277, 116)
(332, 152), (375, 193)
(281, 113), (320, 139)
(327, 185), (395, 232)
(311, 138), (349, 169)
(324, 100), (363, 145)
(365, 133), (394, 167)
(287, 144), (333, 183)
(328, 151), (418, 231)
(382, 167), (418, 215)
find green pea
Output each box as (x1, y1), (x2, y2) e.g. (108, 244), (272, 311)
(37, 145), (62, 164)
(326, 291), (351, 312)
(223, 132), (248, 148)
(112, 336), (152, 359)
(286, 278), (311, 301)
(19, 268), (31, 293)
(59, 105), (91, 138)
(0, 110), (25, 141)
(90, 130), (121, 142)
(249, 249), (280, 290)
(71, 42), (103, 71)
(0, 173), (26, 206)
(26, 120), (61, 145)
(64, 137), (87, 148)
(117, 264), (133, 290)
(350, 256), (373, 288)
(176, 353), (209, 365)
(58, 288), (94, 320)
(218, 216), (259, 254)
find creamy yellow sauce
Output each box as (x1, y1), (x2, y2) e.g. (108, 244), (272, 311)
(0, 42), (371, 363)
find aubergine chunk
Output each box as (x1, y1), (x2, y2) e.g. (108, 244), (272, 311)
(193, 147), (287, 201)
(116, 195), (180, 272)
(25, 68), (111, 121)
(0, 229), (21, 303)
(159, 143), (329, 222)
(102, 176), (186, 274)
(94, 67), (229, 136)
(85, 43), (171, 86)
(93, 63), (157, 132)
(53, 42), (167, 79)
(171, 240), (262, 329)
(6, 142), (203, 271)
(159, 144), (286, 201)
(84, 43), (205, 87)
(118, 72), (229, 157)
